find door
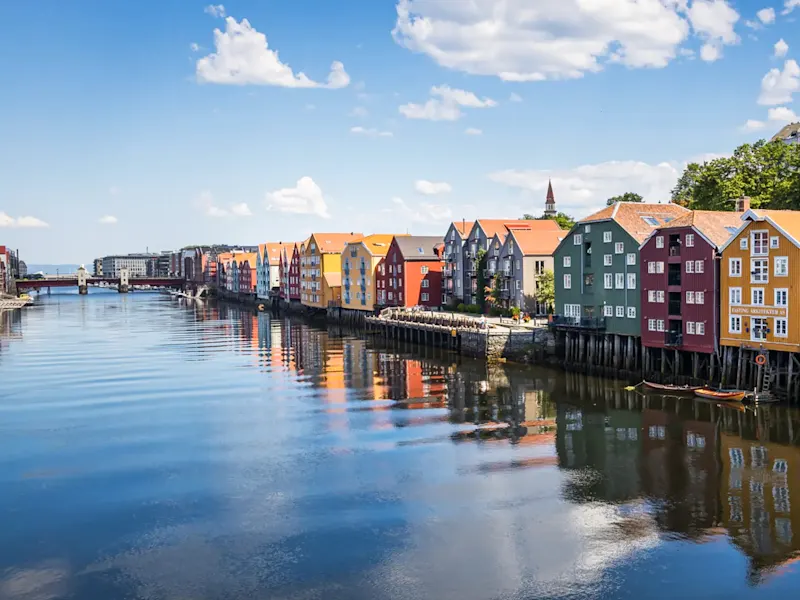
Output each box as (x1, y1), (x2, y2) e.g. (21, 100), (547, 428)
(751, 317), (768, 342)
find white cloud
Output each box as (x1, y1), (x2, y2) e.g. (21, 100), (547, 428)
(196, 17), (350, 88)
(768, 106), (800, 123)
(687, 0), (740, 62)
(109, 186), (120, 196)
(509, 93), (523, 102)
(758, 59), (800, 105)
(783, 0), (800, 15)
(230, 203), (252, 216)
(775, 39), (789, 58)
(757, 7), (776, 24)
(190, 42), (201, 52)
(266, 176), (331, 219)
(465, 128), (483, 135)
(349, 106), (369, 118)
(739, 119), (766, 131)
(389, 197), (454, 224)
(392, 0), (696, 81)
(489, 159), (691, 217)
(350, 126), (393, 138)
(399, 85), (496, 121)
(98, 215), (118, 225)
(0, 213), (49, 228)
(415, 180), (452, 195)
(204, 4), (226, 18)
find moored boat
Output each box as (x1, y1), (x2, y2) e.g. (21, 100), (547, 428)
(643, 381), (704, 394)
(694, 388), (747, 402)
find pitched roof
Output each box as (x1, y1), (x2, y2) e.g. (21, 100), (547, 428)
(324, 272), (341, 288)
(349, 234), (400, 257)
(772, 122), (800, 142)
(581, 202), (689, 243)
(654, 210), (744, 248)
(264, 242), (294, 266)
(546, 180), (555, 203)
(394, 236), (444, 260)
(311, 233), (364, 253)
(748, 209), (800, 246)
(450, 221), (475, 236)
(475, 218), (561, 240)
(509, 228), (567, 256)
(237, 252), (258, 269)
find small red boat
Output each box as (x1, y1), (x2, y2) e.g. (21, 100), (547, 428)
(694, 388), (747, 402)
(643, 381), (704, 394)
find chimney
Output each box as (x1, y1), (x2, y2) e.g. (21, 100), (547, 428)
(736, 196), (751, 212)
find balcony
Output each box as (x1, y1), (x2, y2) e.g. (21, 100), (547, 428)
(668, 292), (681, 316)
(665, 331), (683, 347)
(503, 268), (512, 277)
(667, 264), (681, 287)
(549, 316), (607, 330)
(668, 245), (681, 257)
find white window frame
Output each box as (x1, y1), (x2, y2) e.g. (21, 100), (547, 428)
(695, 260), (704, 273)
(648, 319), (656, 331)
(771, 236), (780, 249)
(648, 290), (656, 303)
(627, 306), (636, 319)
(656, 262), (664, 274)
(752, 317), (768, 341)
(696, 291), (704, 305)
(614, 242), (624, 255)
(421, 265), (429, 274)
(775, 288), (788, 307)
(604, 273), (613, 289)
(603, 231), (612, 243)
(686, 321), (695, 335)
(729, 258), (741, 277)
(751, 287), (765, 306)
(752, 230), (769, 256)
(627, 273), (636, 289)
(686, 261), (694, 274)
(751, 258), (769, 284)
(563, 256), (571, 268)
(584, 224), (591, 233)
(685, 234), (695, 247)
(648, 261), (655, 274)
(563, 274), (572, 289)
(616, 306), (625, 318)
(604, 254), (613, 266)
(657, 320), (665, 332)
(573, 234), (583, 245)
(729, 316), (742, 334)
(604, 305), (614, 317)
(656, 236), (664, 249)
(686, 291), (695, 304)
(656, 291), (665, 303)
(774, 256), (788, 277)
(775, 317), (788, 338)
(615, 273), (624, 289)
(626, 253), (636, 266)
(421, 292), (429, 302)
(697, 322), (705, 335)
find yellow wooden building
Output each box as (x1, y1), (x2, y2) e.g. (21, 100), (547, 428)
(341, 234), (401, 312)
(300, 232), (363, 310)
(720, 209), (800, 353)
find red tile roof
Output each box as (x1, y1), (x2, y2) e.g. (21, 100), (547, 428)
(582, 202), (689, 243)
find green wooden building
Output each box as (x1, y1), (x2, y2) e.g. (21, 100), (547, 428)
(552, 202), (688, 337)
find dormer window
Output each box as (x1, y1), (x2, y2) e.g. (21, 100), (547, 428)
(642, 216), (659, 226)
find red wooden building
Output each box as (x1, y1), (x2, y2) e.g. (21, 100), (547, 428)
(640, 210), (743, 355)
(376, 236), (444, 308)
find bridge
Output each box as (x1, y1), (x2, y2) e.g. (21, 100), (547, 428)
(16, 269), (184, 295)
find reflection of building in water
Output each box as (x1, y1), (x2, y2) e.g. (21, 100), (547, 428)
(374, 353), (447, 402)
(640, 409), (720, 538)
(556, 404), (642, 504)
(720, 431), (800, 579)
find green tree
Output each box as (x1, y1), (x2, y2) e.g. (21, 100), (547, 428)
(523, 212), (576, 230)
(536, 270), (555, 313)
(606, 192), (643, 206)
(671, 140), (800, 210)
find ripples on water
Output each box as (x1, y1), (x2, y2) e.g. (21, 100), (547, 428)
(1, 292), (800, 599)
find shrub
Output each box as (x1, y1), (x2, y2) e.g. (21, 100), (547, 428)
(456, 303), (466, 313)
(466, 304), (481, 314)
(511, 307), (521, 319)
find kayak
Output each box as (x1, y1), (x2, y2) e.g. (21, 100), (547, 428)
(694, 388), (747, 402)
(643, 381), (704, 393)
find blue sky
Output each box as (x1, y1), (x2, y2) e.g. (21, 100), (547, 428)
(1, 0), (798, 263)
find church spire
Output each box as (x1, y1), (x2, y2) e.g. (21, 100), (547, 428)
(544, 179), (556, 217)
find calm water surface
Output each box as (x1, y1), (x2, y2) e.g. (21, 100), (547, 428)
(1, 292), (800, 599)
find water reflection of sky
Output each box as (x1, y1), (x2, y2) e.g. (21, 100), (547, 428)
(1, 294), (800, 598)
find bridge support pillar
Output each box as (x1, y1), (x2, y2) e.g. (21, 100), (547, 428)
(77, 265), (88, 295)
(119, 268), (130, 293)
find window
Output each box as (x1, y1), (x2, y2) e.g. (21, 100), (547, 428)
(752, 288), (765, 305)
(648, 319), (656, 331)
(648, 261), (655, 274)
(627, 273), (636, 289)
(696, 291), (704, 304)
(584, 224), (591, 233)
(686, 321), (695, 335)
(740, 237), (748, 250)
(752, 317), (767, 341)
(604, 254), (613, 266)
(563, 255), (571, 268)
(604, 273), (613, 289)
(616, 306), (625, 317)
(398, 264), (403, 274)
(695, 260), (704, 273)
(563, 274), (572, 289)
(626, 253), (636, 266)
(421, 266), (429, 274)
(656, 236), (664, 249)
(729, 258), (741, 277)
(615, 242), (624, 254)
(656, 290), (665, 303)
(686, 261), (694, 274)
(657, 320), (665, 332)
(656, 262), (664, 274)
(627, 306), (636, 318)
(685, 234), (695, 247)
(603, 231), (612, 243)
(573, 234), (583, 245)
(775, 256), (788, 276)
(604, 305), (614, 317)
(771, 236), (780, 249)
(642, 216), (659, 226)
(515, 260), (521, 270)
(564, 304), (581, 318)
(697, 322), (705, 335)
(775, 288), (788, 306)
(421, 293), (429, 302)
(421, 280), (429, 288)
(751, 258), (768, 283)
(730, 316), (741, 333)
(775, 318), (788, 337)
(615, 273), (624, 289)
(686, 291), (695, 304)
(752, 231), (769, 255)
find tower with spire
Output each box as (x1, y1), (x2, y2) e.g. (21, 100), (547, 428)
(544, 180), (556, 218)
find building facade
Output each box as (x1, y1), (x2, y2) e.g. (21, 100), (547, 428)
(442, 221), (473, 306)
(496, 228), (564, 314)
(342, 234), (396, 312)
(553, 202), (689, 336)
(640, 211), (742, 355)
(300, 233), (363, 309)
(720, 209), (800, 353)
(93, 258), (103, 277)
(376, 236), (444, 309)
(101, 254), (157, 277)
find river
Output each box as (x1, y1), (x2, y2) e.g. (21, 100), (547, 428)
(1, 291), (799, 599)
